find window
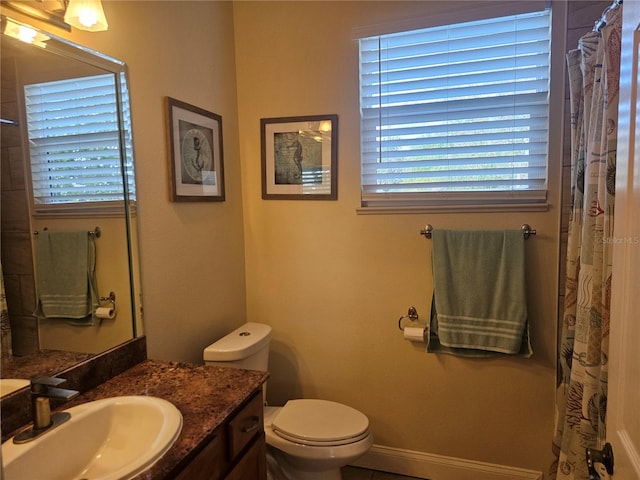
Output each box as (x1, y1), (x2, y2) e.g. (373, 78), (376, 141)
(359, 8), (552, 210)
(24, 73), (135, 213)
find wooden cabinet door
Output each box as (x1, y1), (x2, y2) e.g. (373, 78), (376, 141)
(225, 433), (267, 480)
(174, 430), (227, 480)
(227, 391), (264, 459)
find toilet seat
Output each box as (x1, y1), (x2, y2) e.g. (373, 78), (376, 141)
(271, 399), (370, 447)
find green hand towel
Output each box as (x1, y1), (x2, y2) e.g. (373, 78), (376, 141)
(428, 229), (532, 357)
(35, 230), (98, 325)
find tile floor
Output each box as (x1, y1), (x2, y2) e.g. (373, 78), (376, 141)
(341, 466), (426, 480)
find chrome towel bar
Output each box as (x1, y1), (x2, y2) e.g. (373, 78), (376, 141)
(34, 226), (101, 238)
(419, 224), (536, 239)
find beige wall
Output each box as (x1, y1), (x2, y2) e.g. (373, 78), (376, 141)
(106, 1), (248, 363)
(234, 1), (562, 472)
(1, 0), (579, 472)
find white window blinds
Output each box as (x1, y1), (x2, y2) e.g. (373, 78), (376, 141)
(24, 73), (135, 211)
(359, 8), (551, 207)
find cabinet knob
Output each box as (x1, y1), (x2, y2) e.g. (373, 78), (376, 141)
(241, 416), (261, 433)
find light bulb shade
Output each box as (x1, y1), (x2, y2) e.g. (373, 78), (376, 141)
(64, 0), (108, 32)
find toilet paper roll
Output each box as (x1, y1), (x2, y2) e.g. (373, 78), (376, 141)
(403, 326), (426, 343)
(95, 306), (116, 320)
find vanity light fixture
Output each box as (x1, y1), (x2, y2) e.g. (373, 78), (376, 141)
(64, 0), (108, 32)
(2, 17), (49, 47)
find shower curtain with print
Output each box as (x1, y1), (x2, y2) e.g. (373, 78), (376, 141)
(551, 4), (622, 479)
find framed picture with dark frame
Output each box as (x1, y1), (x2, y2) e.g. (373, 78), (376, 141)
(261, 114), (338, 200)
(166, 97), (225, 202)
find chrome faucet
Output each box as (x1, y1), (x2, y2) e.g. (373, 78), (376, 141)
(13, 376), (80, 444)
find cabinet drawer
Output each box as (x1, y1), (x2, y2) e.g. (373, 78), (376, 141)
(175, 428), (227, 480)
(227, 390), (264, 459)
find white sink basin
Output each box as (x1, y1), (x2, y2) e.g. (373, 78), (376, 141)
(0, 379), (30, 397)
(2, 395), (183, 480)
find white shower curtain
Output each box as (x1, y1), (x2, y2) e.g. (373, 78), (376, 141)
(552, 4), (622, 479)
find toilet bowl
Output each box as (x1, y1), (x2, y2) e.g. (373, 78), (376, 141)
(203, 323), (373, 480)
(264, 401), (373, 480)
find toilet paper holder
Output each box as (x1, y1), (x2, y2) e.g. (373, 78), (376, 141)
(94, 291), (117, 322)
(99, 291), (116, 310)
(398, 306), (420, 331)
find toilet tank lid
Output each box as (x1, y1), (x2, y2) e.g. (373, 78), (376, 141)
(204, 322), (272, 362)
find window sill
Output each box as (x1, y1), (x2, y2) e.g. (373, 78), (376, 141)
(32, 201), (137, 219)
(356, 202), (549, 215)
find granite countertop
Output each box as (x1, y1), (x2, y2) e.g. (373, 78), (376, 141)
(1, 350), (95, 380)
(60, 359), (269, 479)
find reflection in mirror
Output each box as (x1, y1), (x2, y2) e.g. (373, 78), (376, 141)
(0, 15), (142, 390)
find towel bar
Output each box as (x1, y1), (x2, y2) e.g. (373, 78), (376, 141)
(34, 226), (101, 238)
(419, 224), (536, 239)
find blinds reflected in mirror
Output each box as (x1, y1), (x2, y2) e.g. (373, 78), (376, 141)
(24, 72), (135, 210)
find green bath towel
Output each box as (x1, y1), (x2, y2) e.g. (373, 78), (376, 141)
(428, 229), (532, 357)
(35, 230), (98, 325)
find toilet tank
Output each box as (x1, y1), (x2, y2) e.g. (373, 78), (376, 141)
(203, 322), (272, 371)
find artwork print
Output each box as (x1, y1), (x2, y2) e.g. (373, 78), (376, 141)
(178, 120), (215, 186)
(273, 131), (323, 185)
(166, 97), (225, 202)
(261, 115), (338, 200)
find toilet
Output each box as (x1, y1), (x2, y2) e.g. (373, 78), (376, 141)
(203, 322), (373, 480)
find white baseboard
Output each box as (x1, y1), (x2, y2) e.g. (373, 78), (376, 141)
(351, 445), (543, 480)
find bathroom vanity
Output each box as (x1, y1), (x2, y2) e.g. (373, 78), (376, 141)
(1, 339), (269, 480)
(174, 388), (266, 480)
(64, 360), (269, 480)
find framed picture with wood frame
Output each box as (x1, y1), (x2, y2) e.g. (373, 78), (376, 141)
(166, 97), (225, 202)
(261, 114), (338, 200)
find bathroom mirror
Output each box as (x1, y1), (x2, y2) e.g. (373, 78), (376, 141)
(0, 15), (142, 390)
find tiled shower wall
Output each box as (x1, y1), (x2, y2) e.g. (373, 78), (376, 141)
(0, 50), (39, 356)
